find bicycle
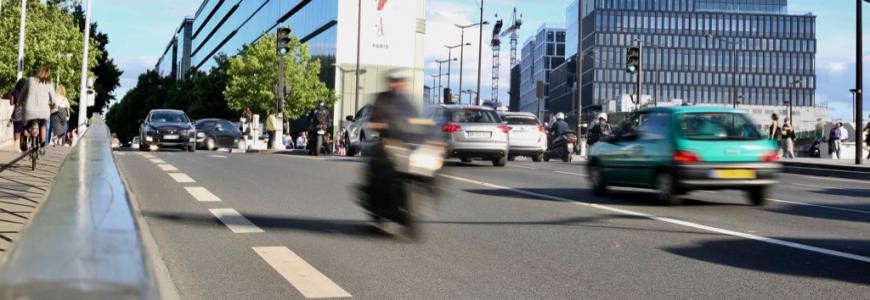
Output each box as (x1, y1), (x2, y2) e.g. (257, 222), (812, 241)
(24, 121), (43, 171)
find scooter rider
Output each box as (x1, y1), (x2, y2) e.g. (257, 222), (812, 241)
(549, 112), (570, 141)
(587, 113), (611, 146)
(307, 101), (330, 154)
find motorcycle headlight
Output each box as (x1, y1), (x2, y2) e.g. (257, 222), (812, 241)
(409, 147), (444, 173)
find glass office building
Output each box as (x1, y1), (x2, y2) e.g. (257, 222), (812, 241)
(550, 0), (816, 121)
(518, 26), (566, 116)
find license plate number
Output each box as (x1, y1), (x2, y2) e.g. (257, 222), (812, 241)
(711, 169), (756, 179)
(468, 131), (491, 138)
(163, 134), (179, 140)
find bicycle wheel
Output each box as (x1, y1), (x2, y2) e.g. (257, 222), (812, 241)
(30, 138), (37, 171)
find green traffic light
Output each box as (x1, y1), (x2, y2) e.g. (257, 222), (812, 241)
(279, 48), (289, 55)
(626, 65), (637, 73)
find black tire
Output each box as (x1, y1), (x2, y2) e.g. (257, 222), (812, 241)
(345, 134), (357, 157)
(562, 145), (573, 162)
(543, 153), (550, 162)
(460, 158), (472, 163)
(492, 156), (507, 167)
(187, 144), (196, 152)
(508, 156), (515, 161)
(313, 135), (323, 156)
(748, 187), (768, 206)
(532, 153), (543, 162)
(657, 172), (684, 206)
(205, 137), (216, 151)
(588, 164), (607, 195)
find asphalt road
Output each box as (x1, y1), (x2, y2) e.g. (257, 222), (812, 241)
(114, 149), (870, 299)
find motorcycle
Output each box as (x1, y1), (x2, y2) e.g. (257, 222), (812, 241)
(357, 119), (443, 239)
(309, 122), (327, 156)
(543, 131), (577, 163)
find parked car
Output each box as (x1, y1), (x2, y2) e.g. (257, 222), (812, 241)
(195, 118), (244, 150)
(343, 104), (379, 156)
(500, 112), (546, 162)
(432, 105), (509, 167)
(139, 109), (196, 152)
(587, 106), (781, 206)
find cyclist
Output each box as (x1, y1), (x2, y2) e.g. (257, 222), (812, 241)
(18, 66), (56, 152)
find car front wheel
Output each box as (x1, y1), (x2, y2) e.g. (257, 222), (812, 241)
(205, 137), (215, 150)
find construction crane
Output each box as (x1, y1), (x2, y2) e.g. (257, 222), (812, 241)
(500, 8), (523, 67)
(490, 17), (504, 105)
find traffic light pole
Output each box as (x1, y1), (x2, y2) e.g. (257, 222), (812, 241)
(635, 41), (643, 111)
(857, 0), (864, 164)
(77, 0), (92, 131)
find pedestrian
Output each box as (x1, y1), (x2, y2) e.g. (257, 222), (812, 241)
(51, 85), (70, 146)
(265, 109), (277, 149)
(768, 113), (782, 157)
(828, 122), (842, 159)
(19, 66), (56, 148)
(781, 118), (796, 159)
(337, 128), (347, 156)
(4, 92), (24, 153)
(240, 107), (253, 145)
(864, 117), (870, 159)
(296, 132), (307, 150)
(838, 121), (849, 143)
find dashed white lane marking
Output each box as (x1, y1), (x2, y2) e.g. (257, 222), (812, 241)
(209, 208), (263, 233)
(185, 187), (221, 202)
(150, 158), (166, 164)
(509, 164), (537, 170)
(209, 155), (228, 158)
(168, 173), (195, 183)
(253, 246), (352, 299)
(441, 174), (870, 264)
(769, 198), (870, 215)
(554, 170), (586, 177)
(157, 164), (178, 172)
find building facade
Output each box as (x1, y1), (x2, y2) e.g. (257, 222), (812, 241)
(156, 0), (427, 129)
(518, 26), (566, 117)
(548, 0), (819, 131)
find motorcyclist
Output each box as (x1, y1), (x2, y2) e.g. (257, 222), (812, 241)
(587, 113), (611, 146)
(549, 112), (570, 141)
(362, 70), (419, 219)
(307, 101), (331, 154)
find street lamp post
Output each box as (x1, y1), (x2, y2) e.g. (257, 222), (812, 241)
(445, 44), (463, 102)
(354, 0), (363, 114)
(77, 0), (92, 130)
(857, 0), (866, 165)
(436, 58), (456, 103)
(476, 0), (485, 105)
(706, 34), (744, 109)
(457, 22), (487, 105)
(787, 79), (801, 122)
(16, 0), (27, 80)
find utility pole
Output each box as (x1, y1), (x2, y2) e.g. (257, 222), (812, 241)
(476, 0), (485, 105)
(276, 27), (292, 150)
(857, 0), (865, 164)
(354, 0), (362, 113)
(445, 44), (462, 102)
(575, 0), (583, 141)
(16, 0), (27, 80)
(77, 0), (92, 130)
(636, 41), (643, 110)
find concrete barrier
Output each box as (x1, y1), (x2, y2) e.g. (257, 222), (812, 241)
(0, 118), (156, 299)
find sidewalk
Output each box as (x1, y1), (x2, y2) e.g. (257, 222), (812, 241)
(0, 146), (71, 262)
(779, 157), (870, 180)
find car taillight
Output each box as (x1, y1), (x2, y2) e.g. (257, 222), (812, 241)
(566, 137), (578, 143)
(761, 151), (779, 162)
(538, 125), (546, 133)
(673, 150), (701, 163)
(497, 124), (510, 134)
(442, 124), (462, 133)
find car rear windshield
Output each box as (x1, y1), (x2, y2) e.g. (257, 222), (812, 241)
(445, 109), (501, 123)
(677, 112), (762, 141)
(502, 115), (539, 125)
(150, 112), (189, 123)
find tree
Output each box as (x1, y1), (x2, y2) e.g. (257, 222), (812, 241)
(224, 33), (334, 120)
(0, 0), (102, 102)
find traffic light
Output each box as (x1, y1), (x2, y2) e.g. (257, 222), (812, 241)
(277, 27), (291, 56)
(626, 46), (640, 74)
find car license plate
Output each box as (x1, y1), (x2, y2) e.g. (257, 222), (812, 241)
(711, 169), (756, 179)
(467, 131), (491, 139)
(163, 134), (179, 140)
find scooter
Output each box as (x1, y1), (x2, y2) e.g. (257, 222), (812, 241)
(309, 123), (327, 156)
(543, 131), (577, 163)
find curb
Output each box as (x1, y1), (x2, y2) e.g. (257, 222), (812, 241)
(781, 161), (870, 180)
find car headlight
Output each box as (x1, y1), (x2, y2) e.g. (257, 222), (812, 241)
(197, 132), (205, 138)
(145, 136), (153, 142)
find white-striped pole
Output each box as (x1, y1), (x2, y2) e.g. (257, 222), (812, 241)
(15, 0), (26, 80)
(77, 0), (92, 129)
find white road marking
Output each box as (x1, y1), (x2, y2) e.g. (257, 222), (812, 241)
(509, 165), (537, 170)
(157, 164), (178, 172)
(209, 208), (263, 233)
(168, 173), (195, 183)
(253, 246), (351, 299)
(150, 158), (166, 164)
(139, 153), (155, 158)
(554, 170), (586, 177)
(441, 174), (870, 264)
(798, 175), (870, 185)
(769, 198), (870, 215)
(185, 187), (221, 202)
(209, 155), (228, 158)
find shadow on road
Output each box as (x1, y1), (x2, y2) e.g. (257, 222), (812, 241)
(811, 188), (870, 198)
(425, 214), (723, 236)
(662, 238), (870, 285)
(767, 203), (870, 224)
(463, 188), (747, 208)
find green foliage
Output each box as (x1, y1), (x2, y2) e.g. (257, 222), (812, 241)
(224, 33), (334, 120)
(0, 0), (102, 102)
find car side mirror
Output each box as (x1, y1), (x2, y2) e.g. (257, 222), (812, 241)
(345, 115), (354, 122)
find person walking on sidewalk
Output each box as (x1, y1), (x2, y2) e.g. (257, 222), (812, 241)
(4, 92), (23, 153)
(51, 86), (70, 146)
(19, 66), (56, 147)
(240, 107), (253, 146)
(768, 113), (782, 157)
(864, 117), (870, 159)
(781, 118), (796, 159)
(828, 122), (842, 159)
(266, 109), (277, 149)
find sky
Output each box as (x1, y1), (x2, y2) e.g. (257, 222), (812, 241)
(89, 0), (868, 122)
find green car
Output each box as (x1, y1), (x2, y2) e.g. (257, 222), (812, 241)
(587, 106), (782, 206)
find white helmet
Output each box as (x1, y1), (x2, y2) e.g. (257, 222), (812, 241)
(555, 112), (566, 120)
(597, 113), (608, 121)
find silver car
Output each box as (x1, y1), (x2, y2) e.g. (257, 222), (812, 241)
(500, 112), (547, 162)
(433, 105), (509, 167)
(342, 104), (379, 156)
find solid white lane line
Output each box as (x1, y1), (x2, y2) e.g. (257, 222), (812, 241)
(555, 170), (587, 177)
(157, 164), (179, 172)
(510, 165), (537, 170)
(209, 208), (263, 233)
(168, 173), (195, 183)
(253, 246), (352, 299)
(150, 158), (166, 164)
(799, 175), (870, 185)
(769, 198), (870, 215)
(184, 187), (221, 202)
(209, 155), (228, 158)
(441, 174), (870, 264)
